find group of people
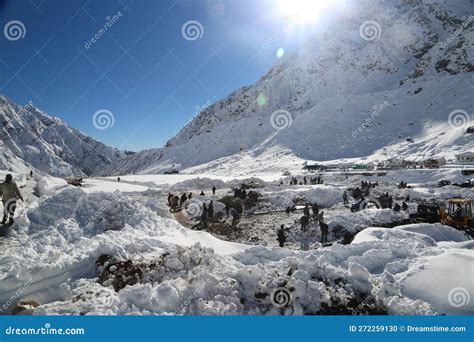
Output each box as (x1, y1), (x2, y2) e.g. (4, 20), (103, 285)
(166, 184), (246, 230)
(278, 202), (329, 249)
(287, 175), (324, 186)
(196, 201), (242, 229)
(361, 180), (378, 189)
(168, 192), (194, 211)
(233, 187), (247, 200)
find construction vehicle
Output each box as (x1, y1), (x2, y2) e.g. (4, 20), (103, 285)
(440, 198), (474, 230)
(67, 177), (83, 187)
(409, 204), (440, 224)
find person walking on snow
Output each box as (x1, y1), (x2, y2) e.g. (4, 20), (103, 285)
(200, 204), (208, 228)
(230, 208), (240, 226)
(212, 186), (216, 195)
(208, 201), (214, 218)
(277, 224), (286, 248)
(180, 193), (188, 206)
(303, 204), (310, 217)
(300, 215), (309, 231)
(343, 191), (348, 205)
(0, 174), (24, 225)
(319, 216), (329, 244)
(312, 203), (319, 218)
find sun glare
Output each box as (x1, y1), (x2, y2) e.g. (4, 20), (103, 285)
(277, 0), (345, 25)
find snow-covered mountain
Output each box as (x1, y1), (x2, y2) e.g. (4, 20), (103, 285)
(0, 94), (126, 177)
(103, 0), (473, 176)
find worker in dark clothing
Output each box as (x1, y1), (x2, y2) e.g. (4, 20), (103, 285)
(343, 191), (348, 205)
(303, 204), (310, 217)
(212, 186), (216, 195)
(230, 208), (240, 226)
(312, 203), (319, 218)
(200, 190), (205, 196)
(388, 195), (393, 209)
(285, 206), (291, 216)
(277, 224), (286, 248)
(180, 193), (188, 206)
(117, 177), (121, 182)
(319, 219), (329, 244)
(171, 196), (179, 211)
(300, 215), (309, 231)
(200, 204), (208, 228)
(402, 202), (408, 211)
(225, 203), (230, 217)
(208, 201), (214, 218)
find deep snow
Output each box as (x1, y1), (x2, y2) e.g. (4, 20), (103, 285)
(0, 167), (472, 316)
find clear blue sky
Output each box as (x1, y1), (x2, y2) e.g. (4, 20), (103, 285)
(0, 0), (322, 151)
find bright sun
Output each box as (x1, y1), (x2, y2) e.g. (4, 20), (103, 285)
(277, 0), (344, 25)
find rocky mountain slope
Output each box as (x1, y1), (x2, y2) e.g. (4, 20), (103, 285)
(102, 0), (473, 176)
(0, 95), (125, 177)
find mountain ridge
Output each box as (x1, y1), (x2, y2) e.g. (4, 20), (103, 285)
(0, 94), (126, 177)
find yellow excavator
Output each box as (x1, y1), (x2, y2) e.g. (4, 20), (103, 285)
(440, 198), (474, 230)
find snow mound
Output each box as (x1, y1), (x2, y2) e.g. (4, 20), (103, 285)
(36, 176), (70, 196)
(352, 227), (437, 247)
(264, 185), (343, 210)
(400, 250), (474, 315)
(396, 223), (469, 243)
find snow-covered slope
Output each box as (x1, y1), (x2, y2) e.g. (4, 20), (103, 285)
(0, 95), (125, 176)
(102, 0), (473, 176)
